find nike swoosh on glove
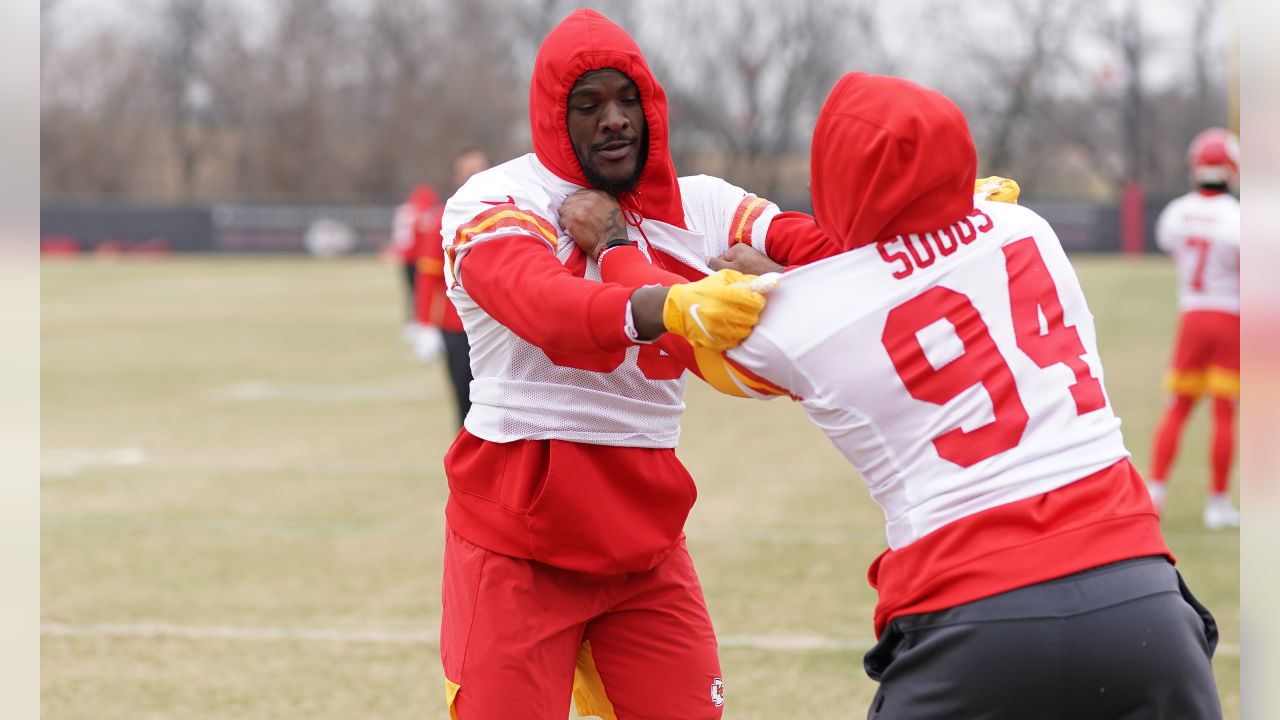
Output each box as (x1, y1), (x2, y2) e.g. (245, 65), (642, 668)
(661, 270), (776, 351)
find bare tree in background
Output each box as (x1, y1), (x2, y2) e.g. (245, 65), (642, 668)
(42, 32), (165, 197)
(39, 0), (1228, 206)
(923, 0), (1227, 199)
(1190, 0), (1225, 132)
(637, 0), (890, 202)
(156, 0), (212, 199)
(424, 0), (527, 173)
(40, 0), (61, 70)
(256, 0), (358, 198)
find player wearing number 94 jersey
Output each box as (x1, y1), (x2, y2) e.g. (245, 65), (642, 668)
(574, 73), (1222, 718)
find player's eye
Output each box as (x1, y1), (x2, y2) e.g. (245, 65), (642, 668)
(620, 95), (640, 105)
(573, 103), (599, 113)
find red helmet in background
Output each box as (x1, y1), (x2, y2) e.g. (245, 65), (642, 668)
(1187, 127), (1239, 187)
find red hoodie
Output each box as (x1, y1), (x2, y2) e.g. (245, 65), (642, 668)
(442, 10), (708, 575)
(530, 9), (685, 227)
(810, 72), (977, 250)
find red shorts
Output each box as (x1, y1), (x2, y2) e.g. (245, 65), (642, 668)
(441, 527), (724, 720)
(1166, 310), (1240, 398)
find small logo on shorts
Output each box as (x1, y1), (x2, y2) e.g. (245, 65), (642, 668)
(710, 677), (726, 708)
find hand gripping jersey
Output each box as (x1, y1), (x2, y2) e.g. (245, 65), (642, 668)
(1156, 190), (1240, 314)
(443, 154), (779, 447)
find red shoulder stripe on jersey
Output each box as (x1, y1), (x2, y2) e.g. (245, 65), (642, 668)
(447, 204), (559, 279)
(730, 195), (769, 248)
(725, 356), (798, 400)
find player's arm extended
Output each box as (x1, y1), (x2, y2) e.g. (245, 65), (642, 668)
(460, 227), (764, 354)
(460, 236), (636, 354)
(596, 247), (791, 399)
(559, 192), (787, 398)
(725, 175), (1024, 270)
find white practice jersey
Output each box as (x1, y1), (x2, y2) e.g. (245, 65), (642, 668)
(390, 203), (415, 252)
(1155, 191), (1240, 314)
(441, 153), (778, 447)
(725, 200), (1130, 549)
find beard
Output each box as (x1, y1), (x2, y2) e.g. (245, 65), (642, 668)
(579, 133), (649, 196)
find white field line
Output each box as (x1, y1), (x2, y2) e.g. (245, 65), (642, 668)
(38, 622), (1240, 657)
(206, 379), (430, 404)
(41, 622), (437, 645)
(42, 447), (149, 480)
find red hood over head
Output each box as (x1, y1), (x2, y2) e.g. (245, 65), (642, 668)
(531, 8), (683, 227)
(810, 73), (976, 250)
(407, 184), (438, 209)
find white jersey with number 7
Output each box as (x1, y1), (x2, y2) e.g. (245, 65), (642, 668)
(1155, 190), (1240, 314)
(724, 199), (1129, 550)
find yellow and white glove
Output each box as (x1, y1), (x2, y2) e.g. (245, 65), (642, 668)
(662, 270), (779, 351)
(975, 176), (1021, 204)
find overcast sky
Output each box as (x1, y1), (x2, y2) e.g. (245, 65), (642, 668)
(45, 0), (1232, 94)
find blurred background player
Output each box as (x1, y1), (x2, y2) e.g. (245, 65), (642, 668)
(1146, 128), (1240, 530)
(390, 184), (438, 342)
(413, 147), (491, 428)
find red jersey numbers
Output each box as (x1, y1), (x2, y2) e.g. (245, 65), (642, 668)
(883, 287), (1029, 467)
(542, 343), (684, 380)
(882, 236), (1106, 467)
(1185, 236), (1212, 292)
(1003, 238), (1106, 414)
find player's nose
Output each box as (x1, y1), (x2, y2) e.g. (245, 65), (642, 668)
(599, 102), (630, 133)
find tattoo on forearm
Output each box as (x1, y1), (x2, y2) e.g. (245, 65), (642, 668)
(604, 209), (626, 242)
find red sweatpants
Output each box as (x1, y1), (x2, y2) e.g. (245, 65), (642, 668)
(1151, 310), (1239, 493)
(440, 527), (725, 720)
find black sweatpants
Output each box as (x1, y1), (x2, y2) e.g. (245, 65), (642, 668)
(401, 261), (417, 322)
(442, 330), (472, 429)
(865, 557), (1221, 719)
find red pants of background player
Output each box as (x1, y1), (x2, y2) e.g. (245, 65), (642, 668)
(440, 527), (725, 720)
(1150, 310), (1239, 494)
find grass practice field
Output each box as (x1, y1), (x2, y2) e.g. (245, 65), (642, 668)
(41, 255), (1239, 719)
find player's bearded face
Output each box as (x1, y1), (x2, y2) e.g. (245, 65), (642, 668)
(567, 69), (648, 195)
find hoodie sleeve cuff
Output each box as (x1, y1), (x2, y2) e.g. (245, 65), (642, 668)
(587, 284), (636, 351)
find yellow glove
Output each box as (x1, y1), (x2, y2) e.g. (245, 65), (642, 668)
(975, 176), (1021, 204)
(662, 269), (773, 351)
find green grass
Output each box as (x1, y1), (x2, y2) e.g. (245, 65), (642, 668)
(41, 255), (1238, 719)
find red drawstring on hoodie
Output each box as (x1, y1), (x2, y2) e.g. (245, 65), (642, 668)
(617, 191), (661, 267)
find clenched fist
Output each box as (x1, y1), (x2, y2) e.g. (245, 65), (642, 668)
(559, 188), (625, 260)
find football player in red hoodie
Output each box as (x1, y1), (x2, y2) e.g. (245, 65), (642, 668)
(434, 9), (811, 719)
(562, 73), (1221, 719)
